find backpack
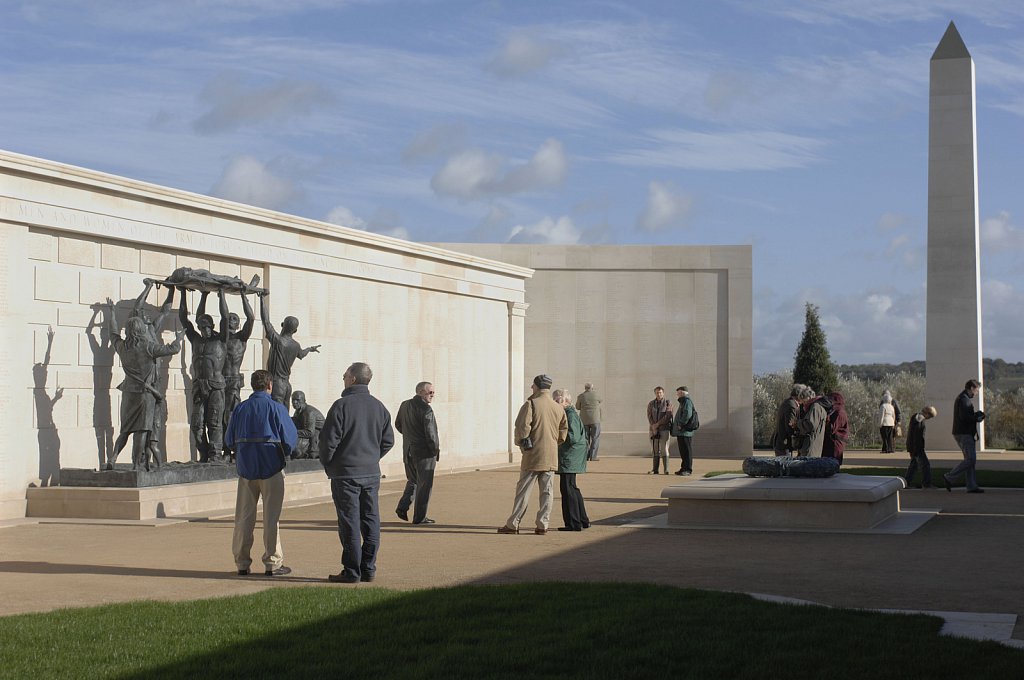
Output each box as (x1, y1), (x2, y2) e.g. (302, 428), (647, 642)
(682, 398), (699, 432)
(820, 392), (849, 463)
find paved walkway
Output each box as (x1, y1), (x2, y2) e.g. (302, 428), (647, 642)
(2, 450), (1023, 643)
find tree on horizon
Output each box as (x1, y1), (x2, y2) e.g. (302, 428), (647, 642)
(793, 302), (838, 395)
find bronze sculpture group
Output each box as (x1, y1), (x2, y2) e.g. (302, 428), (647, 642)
(105, 269), (321, 471)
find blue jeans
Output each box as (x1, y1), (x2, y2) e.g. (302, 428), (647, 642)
(947, 434), (978, 491)
(330, 476), (381, 579)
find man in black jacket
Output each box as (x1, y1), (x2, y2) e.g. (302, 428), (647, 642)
(395, 382), (441, 525)
(945, 379), (985, 493)
(319, 362), (394, 583)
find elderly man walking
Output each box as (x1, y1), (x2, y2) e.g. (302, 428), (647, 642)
(320, 362), (395, 583)
(395, 381), (441, 525)
(575, 383), (602, 461)
(224, 369), (297, 577)
(497, 374), (567, 535)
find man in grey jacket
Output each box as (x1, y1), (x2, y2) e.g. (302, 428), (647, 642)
(320, 362), (394, 583)
(395, 381), (441, 525)
(795, 386), (831, 458)
(575, 383), (602, 461)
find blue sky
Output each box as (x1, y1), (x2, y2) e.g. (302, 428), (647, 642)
(3, 1), (1023, 373)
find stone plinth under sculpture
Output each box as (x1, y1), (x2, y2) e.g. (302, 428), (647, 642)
(661, 474), (913, 532)
(29, 460), (330, 520)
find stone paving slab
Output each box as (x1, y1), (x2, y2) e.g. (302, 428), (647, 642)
(2, 451), (1023, 647)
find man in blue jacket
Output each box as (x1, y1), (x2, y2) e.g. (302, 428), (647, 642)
(320, 362), (395, 583)
(224, 369), (297, 576)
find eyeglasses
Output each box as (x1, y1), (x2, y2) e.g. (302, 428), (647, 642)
(427, 391), (435, 395)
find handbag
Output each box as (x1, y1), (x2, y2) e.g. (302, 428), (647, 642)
(520, 398), (536, 450)
(895, 424), (903, 438)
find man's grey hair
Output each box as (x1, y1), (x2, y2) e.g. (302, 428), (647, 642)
(347, 362), (373, 385)
(415, 381), (432, 394)
(793, 384), (815, 401)
(552, 388), (571, 403)
(584, 382), (594, 391)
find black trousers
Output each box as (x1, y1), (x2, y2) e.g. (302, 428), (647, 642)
(558, 473), (589, 530)
(880, 426), (895, 453)
(906, 451), (932, 487)
(676, 436), (693, 473)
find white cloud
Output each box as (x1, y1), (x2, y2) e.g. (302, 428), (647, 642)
(886, 234), (910, 257)
(982, 278), (1024, 362)
(402, 122), (469, 162)
(876, 212), (908, 231)
(636, 181), (694, 231)
(325, 205), (368, 230)
(507, 216), (581, 244)
(486, 32), (564, 79)
(754, 285), (927, 372)
(610, 129), (826, 171)
(981, 211), (1024, 249)
(193, 74), (333, 134)
(210, 156), (296, 209)
(431, 138), (567, 200)
(326, 204), (409, 240)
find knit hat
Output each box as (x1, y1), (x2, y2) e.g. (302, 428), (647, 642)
(533, 374), (553, 390)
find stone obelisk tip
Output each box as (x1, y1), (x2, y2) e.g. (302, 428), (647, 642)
(932, 21), (971, 61)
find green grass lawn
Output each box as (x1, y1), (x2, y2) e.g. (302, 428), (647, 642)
(1, 583), (1021, 679)
(706, 466), (1024, 487)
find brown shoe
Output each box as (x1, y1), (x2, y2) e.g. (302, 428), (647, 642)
(496, 526), (519, 534)
(534, 528), (547, 535)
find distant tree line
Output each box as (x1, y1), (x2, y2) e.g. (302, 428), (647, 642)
(754, 370), (1024, 450)
(837, 359), (1024, 393)
(770, 300), (1024, 449)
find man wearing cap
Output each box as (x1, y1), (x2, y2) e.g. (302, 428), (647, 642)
(497, 374), (567, 535)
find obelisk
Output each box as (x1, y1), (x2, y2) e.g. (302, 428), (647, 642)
(925, 21), (984, 447)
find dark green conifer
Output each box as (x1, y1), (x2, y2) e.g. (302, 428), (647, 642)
(793, 302), (838, 395)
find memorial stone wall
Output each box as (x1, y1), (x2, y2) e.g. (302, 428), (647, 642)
(0, 151), (531, 520)
(439, 244), (753, 456)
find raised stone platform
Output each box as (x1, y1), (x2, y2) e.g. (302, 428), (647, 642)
(661, 473), (912, 531)
(58, 459), (324, 488)
(27, 461), (331, 520)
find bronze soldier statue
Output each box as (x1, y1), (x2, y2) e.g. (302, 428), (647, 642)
(106, 298), (184, 471)
(219, 292), (255, 452)
(258, 291), (320, 411)
(180, 288), (229, 463)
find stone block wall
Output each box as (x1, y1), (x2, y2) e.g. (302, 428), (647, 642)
(439, 244), (753, 457)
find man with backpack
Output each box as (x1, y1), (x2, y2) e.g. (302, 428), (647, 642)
(672, 386), (698, 476)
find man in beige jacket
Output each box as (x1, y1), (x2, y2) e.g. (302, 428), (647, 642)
(498, 374), (568, 535)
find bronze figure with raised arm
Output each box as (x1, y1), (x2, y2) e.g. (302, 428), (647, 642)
(258, 290), (320, 411)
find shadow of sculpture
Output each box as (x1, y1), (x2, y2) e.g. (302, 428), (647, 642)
(33, 326), (64, 486)
(179, 349), (197, 462)
(86, 305), (115, 469)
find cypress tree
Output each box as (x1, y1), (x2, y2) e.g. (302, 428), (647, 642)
(793, 302), (838, 395)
